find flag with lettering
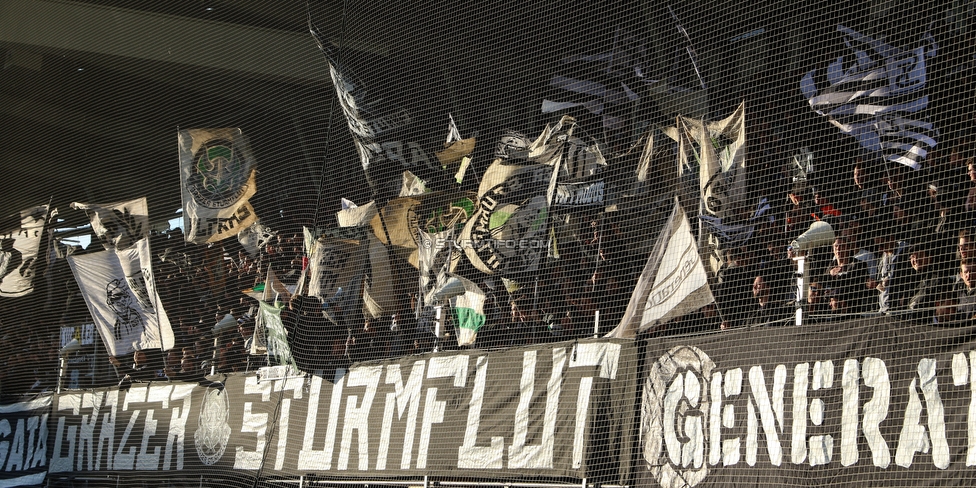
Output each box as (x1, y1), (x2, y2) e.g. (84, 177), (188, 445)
(178, 128), (259, 244)
(800, 25), (938, 169)
(66, 237), (174, 356)
(459, 117), (583, 276)
(70, 196), (149, 251)
(608, 198), (714, 338)
(0, 205), (49, 298)
(0, 396), (50, 487)
(309, 17), (451, 198)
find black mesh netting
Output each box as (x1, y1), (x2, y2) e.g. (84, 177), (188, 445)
(1, 1), (975, 487)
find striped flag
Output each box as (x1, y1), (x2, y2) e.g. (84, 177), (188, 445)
(541, 29), (644, 131)
(800, 25), (938, 169)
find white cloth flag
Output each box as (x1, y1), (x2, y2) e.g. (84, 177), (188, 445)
(800, 25), (937, 169)
(70, 196), (149, 251)
(67, 238), (174, 356)
(256, 301), (297, 368)
(0, 205), (49, 298)
(608, 198), (714, 338)
(178, 128), (259, 244)
(668, 102), (747, 220)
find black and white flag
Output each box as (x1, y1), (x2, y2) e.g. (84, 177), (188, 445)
(459, 117), (580, 276)
(309, 19), (450, 199)
(541, 28), (645, 131)
(0, 205), (49, 298)
(66, 237), (174, 356)
(800, 25), (938, 169)
(70, 196), (149, 251)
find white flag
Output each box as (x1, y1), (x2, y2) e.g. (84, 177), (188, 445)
(671, 102), (747, 220)
(0, 205), (49, 298)
(308, 237), (366, 303)
(256, 301), (297, 368)
(67, 238), (174, 356)
(178, 128), (259, 244)
(608, 198), (714, 338)
(70, 196), (149, 251)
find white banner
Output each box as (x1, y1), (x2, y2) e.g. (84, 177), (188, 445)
(0, 205), (48, 298)
(70, 196), (149, 251)
(66, 238), (174, 356)
(178, 128), (259, 244)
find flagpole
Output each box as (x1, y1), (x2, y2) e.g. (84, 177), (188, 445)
(416, 228), (425, 319)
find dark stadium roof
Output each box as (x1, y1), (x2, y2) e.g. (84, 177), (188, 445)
(0, 0), (946, 236)
(0, 0), (351, 233)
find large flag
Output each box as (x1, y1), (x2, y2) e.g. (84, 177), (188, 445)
(608, 198), (714, 339)
(178, 128), (259, 244)
(541, 23), (708, 133)
(540, 29), (644, 132)
(370, 192), (475, 268)
(459, 117), (577, 276)
(336, 199), (396, 319)
(800, 25), (938, 169)
(0, 205), (49, 298)
(66, 237), (174, 356)
(671, 102), (747, 220)
(309, 19), (450, 198)
(664, 102), (748, 277)
(69, 197), (148, 251)
(362, 234), (396, 319)
(307, 236), (367, 329)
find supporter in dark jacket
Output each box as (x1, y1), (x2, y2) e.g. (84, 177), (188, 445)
(821, 236), (871, 314)
(742, 274), (794, 327)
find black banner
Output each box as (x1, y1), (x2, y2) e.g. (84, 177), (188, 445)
(0, 396), (50, 487)
(45, 339), (637, 482)
(638, 316), (976, 487)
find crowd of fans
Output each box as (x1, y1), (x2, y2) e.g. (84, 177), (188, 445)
(4, 96), (976, 397)
(688, 142), (976, 332)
